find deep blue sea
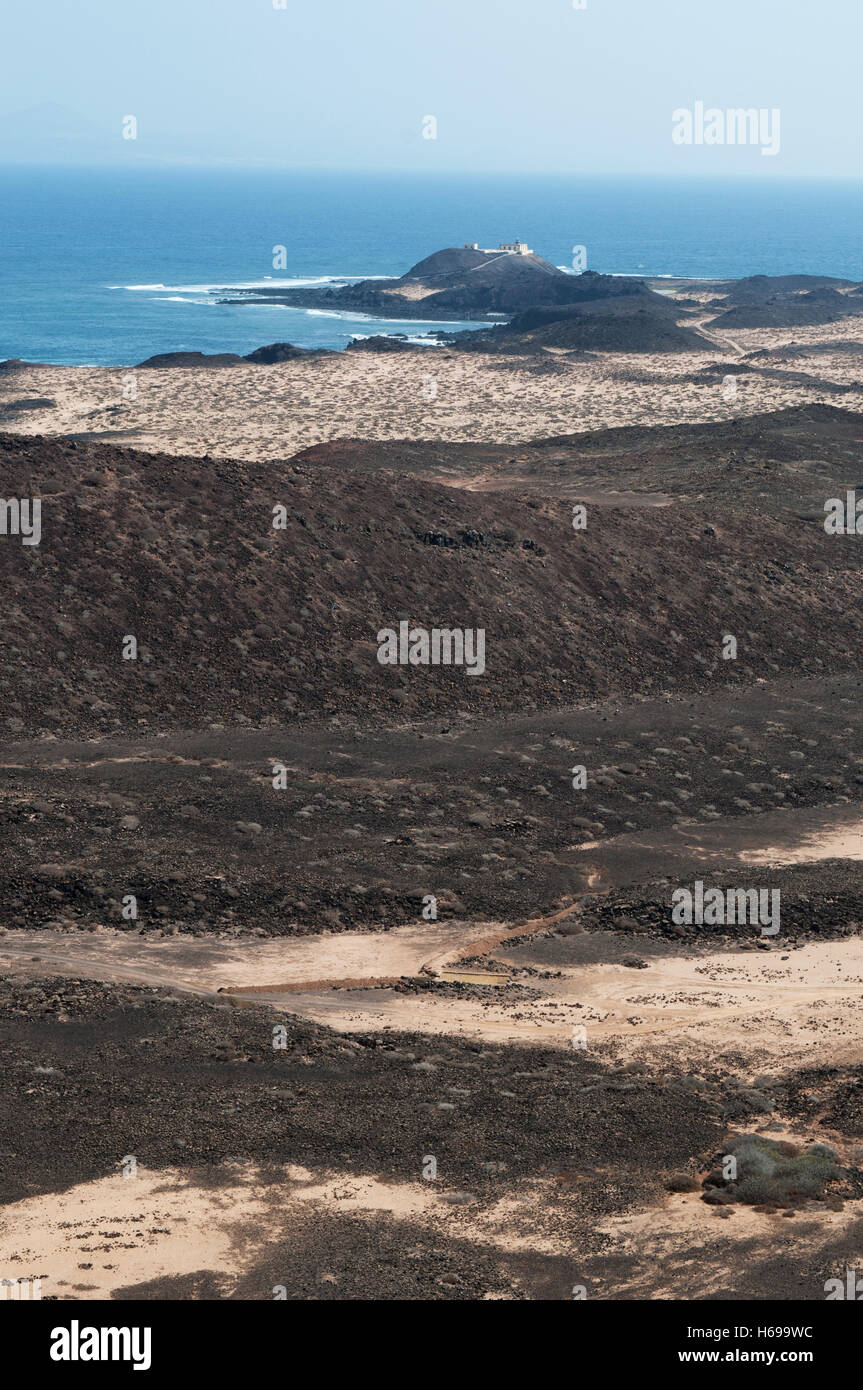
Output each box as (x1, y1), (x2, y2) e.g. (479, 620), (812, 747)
(2, 167), (863, 366)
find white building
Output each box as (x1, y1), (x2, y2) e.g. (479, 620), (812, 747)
(463, 240), (533, 255)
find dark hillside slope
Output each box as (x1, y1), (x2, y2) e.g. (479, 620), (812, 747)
(0, 430), (861, 736)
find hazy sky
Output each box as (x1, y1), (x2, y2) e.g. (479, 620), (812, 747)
(0, 0), (859, 175)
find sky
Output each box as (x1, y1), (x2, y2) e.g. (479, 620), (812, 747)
(0, 0), (860, 176)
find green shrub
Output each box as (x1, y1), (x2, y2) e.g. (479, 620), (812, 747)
(706, 1133), (841, 1208)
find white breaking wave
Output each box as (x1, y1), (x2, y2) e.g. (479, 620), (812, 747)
(352, 331), (445, 346)
(113, 274), (396, 293)
(306, 308), (470, 325)
(557, 266), (682, 280)
(305, 308), (380, 320)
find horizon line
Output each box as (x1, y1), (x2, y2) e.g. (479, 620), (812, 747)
(3, 161), (863, 182)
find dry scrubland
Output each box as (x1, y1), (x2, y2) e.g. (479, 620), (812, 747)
(4, 309), (863, 459)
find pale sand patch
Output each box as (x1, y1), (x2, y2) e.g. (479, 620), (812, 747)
(0, 920), (484, 996)
(3, 318), (863, 463)
(4, 1145), (856, 1300)
(0, 1162), (568, 1299)
(0, 1164), (440, 1300)
(740, 822), (863, 866)
(574, 803), (863, 890)
(279, 936), (863, 1073)
(0, 904), (575, 998)
(2, 922), (862, 1070)
(0, 1164), (277, 1299)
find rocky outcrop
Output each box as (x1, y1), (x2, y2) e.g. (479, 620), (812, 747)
(137, 351), (246, 368)
(216, 252), (663, 321)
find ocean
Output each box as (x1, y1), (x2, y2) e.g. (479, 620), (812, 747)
(3, 166), (863, 367)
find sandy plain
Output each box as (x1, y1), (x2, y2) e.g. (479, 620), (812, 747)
(4, 308), (863, 462)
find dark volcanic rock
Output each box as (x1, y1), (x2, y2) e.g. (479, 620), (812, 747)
(243, 342), (331, 364)
(720, 274), (856, 304)
(217, 251), (668, 322)
(295, 402), (863, 517)
(454, 309), (714, 355)
(1, 425), (862, 737)
(0, 397), (56, 412)
(346, 335), (421, 353)
(0, 359), (50, 373)
(136, 351), (246, 368)
(0, 974), (726, 1212)
(710, 288), (863, 330)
